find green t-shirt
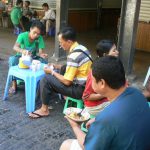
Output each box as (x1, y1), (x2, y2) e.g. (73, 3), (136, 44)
(16, 32), (45, 56)
(10, 6), (22, 25)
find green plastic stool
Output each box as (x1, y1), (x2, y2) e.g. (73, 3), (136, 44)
(63, 97), (84, 114)
(17, 79), (24, 85)
(81, 114), (95, 133)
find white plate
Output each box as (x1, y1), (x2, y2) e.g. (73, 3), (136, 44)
(64, 107), (90, 122)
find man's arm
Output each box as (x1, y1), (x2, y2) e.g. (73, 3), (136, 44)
(65, 116), (86, 149)
(83, 93), (105, 101)
(44, 67), (72, 86)
(13, 42), (30, 55)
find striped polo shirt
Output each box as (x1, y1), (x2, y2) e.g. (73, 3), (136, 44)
(64, 42), (92, 85)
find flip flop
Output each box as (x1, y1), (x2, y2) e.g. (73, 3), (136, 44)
(29, 112), (49, 119)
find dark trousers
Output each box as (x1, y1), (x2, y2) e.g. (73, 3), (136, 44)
(36, 74), (85, 105)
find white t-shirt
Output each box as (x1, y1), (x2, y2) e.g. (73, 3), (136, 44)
(43, 9), (55, 20)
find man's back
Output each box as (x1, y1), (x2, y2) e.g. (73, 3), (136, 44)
(10, 6), (22, 25)
(85, 87), (150, 150)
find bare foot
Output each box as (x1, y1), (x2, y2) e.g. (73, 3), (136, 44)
(28, 108), (49, 119)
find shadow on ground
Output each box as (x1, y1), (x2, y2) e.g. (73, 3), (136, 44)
(0, 57), (74, 150)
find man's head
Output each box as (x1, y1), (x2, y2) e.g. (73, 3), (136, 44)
(29, 20), (43, 40)
(42, 3), (49, 11)
(57, 27), (77, 51)
(92, 56), (126, 96)
(96, 40), (118, 57)
(16, 0), (23, 7)
(24, 1), (30, 8)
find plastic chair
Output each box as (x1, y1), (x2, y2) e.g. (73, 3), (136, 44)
(81, 114), (95, 133)
(63, 97), (84, 114)
(48, 26), (55, 36)
(3, 65), (45, 113)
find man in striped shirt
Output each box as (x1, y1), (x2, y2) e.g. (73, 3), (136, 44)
(29, 27), (92, 118)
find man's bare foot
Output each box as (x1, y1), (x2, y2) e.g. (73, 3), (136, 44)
(28, 108), (49, 119)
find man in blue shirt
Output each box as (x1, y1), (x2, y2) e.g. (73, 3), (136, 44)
(60, 56), (150, 150)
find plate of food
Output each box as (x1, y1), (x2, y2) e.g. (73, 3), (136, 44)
(64, 107), (90, 122)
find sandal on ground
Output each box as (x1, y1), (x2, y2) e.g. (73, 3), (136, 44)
(28, 112), (49, 119)
(9, 87), (16, 95)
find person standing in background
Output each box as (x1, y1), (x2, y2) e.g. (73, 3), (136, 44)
(10, 0), (25, 32)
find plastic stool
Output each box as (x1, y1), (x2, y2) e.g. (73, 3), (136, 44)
(63, 97), (84, 114)
(81, 114), (95, 133)
(48, 26), (55, 36)
(17, 79), (24, 85)
(3, 65), (45, 113)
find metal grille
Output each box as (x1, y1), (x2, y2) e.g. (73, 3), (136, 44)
(29, 0), (56, 9)
(139, 0), (150, 22)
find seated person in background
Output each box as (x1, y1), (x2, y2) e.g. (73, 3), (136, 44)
(10, 0), (25, 32)
(28, 26), (92, 119)
(25, 11), (37, 31)
(22, 0), (33, 30)
(82, 40), (119, 116)
(8, 20), (48, 94)
(41, 3), (56, 36)
(22, 1), (33, 17)
(60, 56), (150, 150)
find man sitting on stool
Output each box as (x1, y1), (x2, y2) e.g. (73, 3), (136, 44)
(41, 3), (55, 36)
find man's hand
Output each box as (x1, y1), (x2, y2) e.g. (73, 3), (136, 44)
(22, 50), (31, 56)
(40, 53), (48, 58)
(44, 67), (52, 74)
(86, 118), (95, 129)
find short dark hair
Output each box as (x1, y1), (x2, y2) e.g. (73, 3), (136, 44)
(25, 1), (30, 6)
(42, 3), (49, 8)
(92, 56), (126, 89)
(57, 26), (76, 41)
(96, 40), (114, 57)
(16, 0), (23, 5)
(30, 20), (43, 31)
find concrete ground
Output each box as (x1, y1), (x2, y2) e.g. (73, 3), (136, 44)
(0, 26), (150, 150)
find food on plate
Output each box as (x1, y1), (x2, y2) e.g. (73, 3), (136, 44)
(68, 112), (85, 121)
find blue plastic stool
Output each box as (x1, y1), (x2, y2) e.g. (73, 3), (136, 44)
(3, 65), (45, 113)
(13, 26), (22, 35)
(48, 26), (55, 36)
(63, 97), (84, 114)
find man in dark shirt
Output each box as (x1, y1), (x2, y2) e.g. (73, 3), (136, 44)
(60, 56), (150, 150)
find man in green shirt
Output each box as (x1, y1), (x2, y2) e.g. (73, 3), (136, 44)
(10, 0), (25, 32)
(8, 20), (48, 94)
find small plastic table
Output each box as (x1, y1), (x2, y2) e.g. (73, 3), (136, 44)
(3, 65), (45, 113)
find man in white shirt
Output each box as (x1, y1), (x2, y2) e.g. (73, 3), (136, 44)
(41, 3), (55, 36)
